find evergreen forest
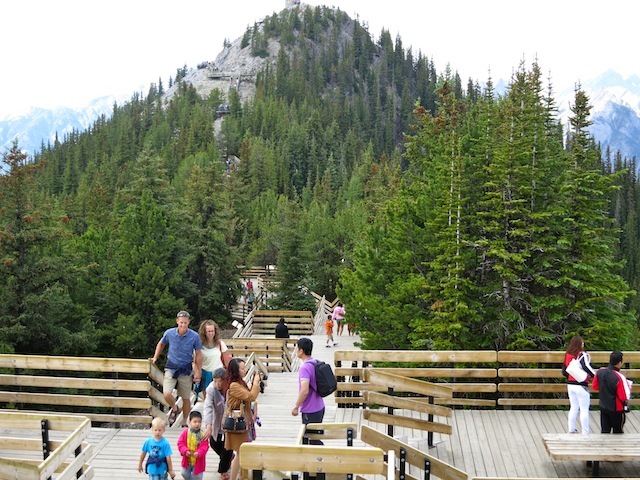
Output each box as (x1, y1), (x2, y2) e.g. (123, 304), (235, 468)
(1, 5), (639, 358)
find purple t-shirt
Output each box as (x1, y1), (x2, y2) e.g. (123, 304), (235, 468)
(299, 357), (325, 413)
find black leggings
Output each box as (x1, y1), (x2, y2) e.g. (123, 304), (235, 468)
(210, 433), (234, 473)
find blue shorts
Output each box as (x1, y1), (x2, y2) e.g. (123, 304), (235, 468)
(148, 474), (168, 480)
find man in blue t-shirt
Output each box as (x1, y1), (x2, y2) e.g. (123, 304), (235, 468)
(152, 311), (202, 427)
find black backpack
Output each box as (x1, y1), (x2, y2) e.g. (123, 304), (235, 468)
(312, 360), (337, 397)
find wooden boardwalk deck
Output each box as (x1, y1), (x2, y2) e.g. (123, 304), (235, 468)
(50, 335), (640, 478)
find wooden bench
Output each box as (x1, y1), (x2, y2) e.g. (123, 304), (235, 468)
(543, 433), (640, 477)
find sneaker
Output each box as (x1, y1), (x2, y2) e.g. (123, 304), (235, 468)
(325, 344), (331, 348)
(333, 342), (338, 346)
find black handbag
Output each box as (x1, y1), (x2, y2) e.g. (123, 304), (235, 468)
(223, 412), (247, 432)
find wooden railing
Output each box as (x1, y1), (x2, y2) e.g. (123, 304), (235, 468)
(335, 350), (640, 408)
(224, 338), (295, 372)
(250, 310), (313, 336)
(0, 354), (164, 426)
(362, 370), (453, 447)
(0, 411), (93, 479)
(239, 422), (466, 480)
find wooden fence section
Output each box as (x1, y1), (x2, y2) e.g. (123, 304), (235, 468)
(361, 425), (468, 480)
(0, 412), (93, 479)
(0, 355), (164, 426)
(335, 350), (640, 408)
(251, 310), (314, 336)
(335, 350), (498, 407)
(497, 351), (640, 408)
(223, 338), (294, 372)
(361, 370), (453, 446)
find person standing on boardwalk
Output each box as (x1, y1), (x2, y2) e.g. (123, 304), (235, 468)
(177, 410), (209, 480)
(562, 336), (596, 435)
(152, 311), (203, 427)
(325, 314), (336, 347)
(224, 358), (263, 480)
(291, 337), (325, 444)
(138, 417), (176, 479)
(332, 302), (346, 335)
(275, 317), (290, 338)
(196, 319), (229, 399)
(593, 350), (632, 433)
(203, 368), (234, 480)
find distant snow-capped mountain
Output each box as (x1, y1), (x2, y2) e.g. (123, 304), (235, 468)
(0, 96), (118, 158)
(557, 70), (640, 162)
(2, 71), (639, 166)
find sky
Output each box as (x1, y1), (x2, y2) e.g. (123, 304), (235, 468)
(1, 0), (637, 118)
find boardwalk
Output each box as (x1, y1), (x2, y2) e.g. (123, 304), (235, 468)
(83, 334), (640, 479)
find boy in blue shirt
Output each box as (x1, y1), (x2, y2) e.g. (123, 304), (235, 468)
(139, 417), (176, 479)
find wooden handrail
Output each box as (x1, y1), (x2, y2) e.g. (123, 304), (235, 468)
(0, 412), (93, 480)
(239, 443), (385, 474)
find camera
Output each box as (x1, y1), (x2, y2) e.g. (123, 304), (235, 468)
(255, 372), (268, 393)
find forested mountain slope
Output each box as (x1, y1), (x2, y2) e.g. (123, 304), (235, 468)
(1, 5), (638, 357)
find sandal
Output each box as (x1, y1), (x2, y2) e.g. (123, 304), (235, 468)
(168, 407), (178, 425)
(221, 473), (230, 480)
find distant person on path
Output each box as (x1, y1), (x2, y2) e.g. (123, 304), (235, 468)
(291, 337), (325, 444)
(275, 317), (290, 338)
(593, 350), (632, 433)
(203, 368), (233, 480)
(138, 417), (176, 479)
(247, 291), (254, 311)
(224, 358), (263, 480)
(152, 311), (202, 427)
(246, 279), (253, 293)
(325, 314), (336, 347)
(562, 335), (596, 435)
(332, 302), (346, 335)
(177, 410), (209, 480)
(197, 319), (229, 399)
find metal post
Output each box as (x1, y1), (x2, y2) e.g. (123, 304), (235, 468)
(387, 386), (394, 437)
(399, 447), (407, 480)
(252, 469), (263, 480)
(41, 420), (52, 480)
(75, 445), (83, 479)
(428, 395), (434, 447)
(424, 459), (431, 480)
(347, 427), (354, 447)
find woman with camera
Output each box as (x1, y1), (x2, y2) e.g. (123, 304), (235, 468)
(223, 358), (263, 480)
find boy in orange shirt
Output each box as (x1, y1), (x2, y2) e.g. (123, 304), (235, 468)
(325, 314), (337, 347)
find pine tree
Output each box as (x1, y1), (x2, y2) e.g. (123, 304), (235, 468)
(0, 141), (93, 354)
(552, 87), (636, 349)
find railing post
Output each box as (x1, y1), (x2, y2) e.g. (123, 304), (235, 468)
(399, 447), (407, 480)
(424, 459), (431, 480)
(347, 427), (354, 447)
(41, 419), (52, 480)
(75, 444), (83, 479)
(387, 386), (394, 437)
(428, 395), (434, 447)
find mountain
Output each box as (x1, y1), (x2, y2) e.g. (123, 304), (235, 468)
(557, 70), (640, 161)
(0, 96), (118, 158)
